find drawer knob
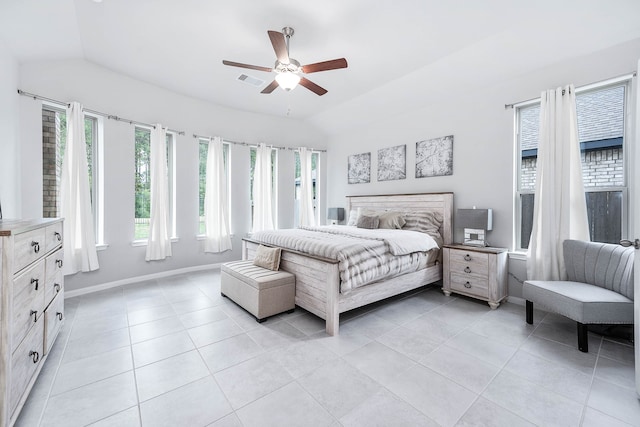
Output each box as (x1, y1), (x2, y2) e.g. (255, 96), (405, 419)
(464, 266), (472, 274)
(29, 350), (40, 364)
(54, 231), (62, 242)
(54, 283), (61, 293)
(30, 310), (38, 322)
(56, 259), (63, 268)
(463, 254), (472, 261)
(464, 281), (472, 289)
(31, 241), (40, 254)
(57, 312), (63, 321)
(31, 278), (39, 291)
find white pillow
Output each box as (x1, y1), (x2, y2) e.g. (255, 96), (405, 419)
(346, 208), (360, 226)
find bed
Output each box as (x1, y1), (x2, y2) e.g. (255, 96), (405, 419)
(242, 192), (453, 335)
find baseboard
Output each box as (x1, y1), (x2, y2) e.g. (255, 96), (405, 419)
(64, 263), (222, 299)
(507, 295), (525, 306)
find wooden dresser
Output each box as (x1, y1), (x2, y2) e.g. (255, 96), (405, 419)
(442, 244), (508, 309)
(0, 219), (65, 427)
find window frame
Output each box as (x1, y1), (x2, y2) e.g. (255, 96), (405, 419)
(41, 103), (105, 248)
(294, 150), (321, 227)
(197, 138), (231, 237)
(250, 146), (278, 229)
(133, 126), (177, 243)
(514, 77), (631, 251)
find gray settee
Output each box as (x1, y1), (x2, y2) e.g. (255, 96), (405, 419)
(523, 239), (634, 352)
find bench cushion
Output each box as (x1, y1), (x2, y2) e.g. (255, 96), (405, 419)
(221, 260), (294, 290)
(221, 260), (295, 321)
(523, 280), (633, 324)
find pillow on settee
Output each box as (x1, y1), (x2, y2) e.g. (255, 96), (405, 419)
(253, 245), (282, 271)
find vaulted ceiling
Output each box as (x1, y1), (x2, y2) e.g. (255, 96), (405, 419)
(2, 0), (640, 134)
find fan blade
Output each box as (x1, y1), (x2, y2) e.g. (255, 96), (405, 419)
(301, 58), (348, 74)
(299, 77), (327, 96)
(222, 60), (272, 73)
(261, 80), (279, 94)
(268, 30), (289, 64)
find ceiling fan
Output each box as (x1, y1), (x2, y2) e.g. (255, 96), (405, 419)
(222, 27), (348, 96)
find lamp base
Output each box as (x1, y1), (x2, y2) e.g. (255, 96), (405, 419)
(463, 228), (487, 247)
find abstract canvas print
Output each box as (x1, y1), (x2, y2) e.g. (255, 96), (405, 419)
(377, 145), (406, 181)
(348, 152), (371, 184)
(415, 135), (453, 178)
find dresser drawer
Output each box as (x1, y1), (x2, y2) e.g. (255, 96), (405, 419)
(44, 292), (64, 355)
(448, 249), (489, 276)
(12, 262), (46, 351)
(45, 249), (64, 307)
(450, 272), (489, 298)
(44, 222), (63, 254)
(14, 228), (47, 273)
(10, 315), (44, 415)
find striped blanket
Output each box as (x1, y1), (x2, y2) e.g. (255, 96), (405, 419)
(250, 226), (440, 294)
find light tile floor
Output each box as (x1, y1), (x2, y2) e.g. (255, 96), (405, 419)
(15, 270), (640, 427)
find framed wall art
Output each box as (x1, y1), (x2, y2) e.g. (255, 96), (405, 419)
(415, 135), (453, 178)
(377, 144), (406, 181)
(347, 152), (371, 184)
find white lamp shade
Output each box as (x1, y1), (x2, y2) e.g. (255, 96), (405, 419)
(276, 72), (301, 91)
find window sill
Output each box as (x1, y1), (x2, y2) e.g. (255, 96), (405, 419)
(96, 243), (109, 251)
(508, 251), (527, 261)
(131, 237), (180, 247)
(196, 234), (236, 241)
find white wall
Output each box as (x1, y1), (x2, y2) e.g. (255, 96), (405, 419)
(325, 39), (640, 298)
(0, 42), (19, 218)
(18, 59), (326, 292)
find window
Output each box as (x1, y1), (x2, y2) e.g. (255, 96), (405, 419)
(516, 81), (628, 250)
(135, 127), (175, 240)
(42, 106), (103, 245)
(249, 147), (278, 227)
(294, 150), (320, 227)
(198, 139), (230, 234)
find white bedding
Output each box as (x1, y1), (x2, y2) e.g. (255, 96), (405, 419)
(250, 225), (440, 294)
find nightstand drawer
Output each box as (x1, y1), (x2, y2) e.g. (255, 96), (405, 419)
(450, 273), (489, 298)
(448, 249), (488, 275)
(449, 260), (488, 277)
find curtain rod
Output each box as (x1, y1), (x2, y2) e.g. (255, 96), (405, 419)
(17, 89), (186, 135)
(503, 71), (637, 109)
(192, 133), (327, 153)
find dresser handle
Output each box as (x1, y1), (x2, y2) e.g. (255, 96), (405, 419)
(464, 281), (472, 288)
(31, 241), (40, 254)
(31, 278), (39, 291)
(54, 231), (62, 242)
(54, 283), (61, 293)
(464, 266), (472, 273)
(29, 351), (40, 363)
(56, 312), (63, 321)
(463, 254), (472, 261)
(30, 310), (38, 322)
(56, 259), (63, 268)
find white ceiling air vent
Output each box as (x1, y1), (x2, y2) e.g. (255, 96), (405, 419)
(237, 74), (264, 87)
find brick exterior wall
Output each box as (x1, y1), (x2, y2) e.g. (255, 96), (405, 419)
(520, 147), (623, 192)
(42, 109), (62, 217)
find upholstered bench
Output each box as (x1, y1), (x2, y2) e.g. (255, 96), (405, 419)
(221, 260), (295, 322)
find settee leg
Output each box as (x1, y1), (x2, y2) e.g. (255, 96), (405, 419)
(525, 300), (533, 324)
(577, 322), (588, 352)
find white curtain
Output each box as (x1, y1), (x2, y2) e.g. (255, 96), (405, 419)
(527, 84), (589, 281)
(61, 102), (99, 274)
(298, 147), (316, 226)
(145, 124), (172, 261)
(204, 137), (232, 253)
(252, 143), (274, 233)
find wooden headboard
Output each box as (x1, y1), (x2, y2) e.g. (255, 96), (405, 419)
(345, 192), (454, 245)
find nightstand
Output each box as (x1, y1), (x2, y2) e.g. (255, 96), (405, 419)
(442, 244), (508, 309)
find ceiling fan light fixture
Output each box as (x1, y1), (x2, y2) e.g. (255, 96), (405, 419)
(275, 71), (301, 91)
